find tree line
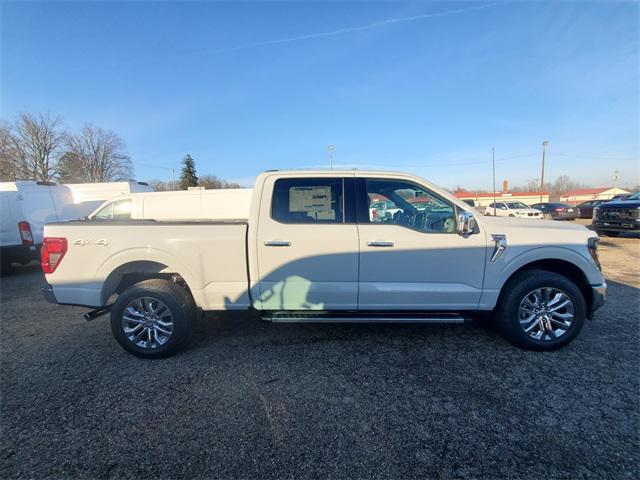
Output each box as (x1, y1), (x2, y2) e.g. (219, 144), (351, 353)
(454, 174), (639, 197)
(1, 112), (132, 183)
(1, 112), (243, 190)
(150, 154), (242, 191)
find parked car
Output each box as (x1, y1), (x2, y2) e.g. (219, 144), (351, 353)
(530, 202), (579, 220)
(1, 181), (79, 274)
(575, 200), (605, 219)
(484, 201), (543, 219)
(592, 191), (640, 237)
(42, 170), (606, 357)
(87, 188), (253, 221)
(608, 193), (630, 202)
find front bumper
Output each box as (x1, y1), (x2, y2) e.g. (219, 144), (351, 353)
(593, 219), (640, 232)
(589, 283), (607, 319)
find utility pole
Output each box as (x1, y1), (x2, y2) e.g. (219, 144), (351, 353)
(613, 169), (620, 190)
(327, 144), (334, 169)
(540, 140), (549, 203)
(492, 147), (497, 216)
(171, 168), (176, 191)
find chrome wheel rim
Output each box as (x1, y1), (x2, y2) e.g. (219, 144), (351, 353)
(518, 287), (575, 341)
(121, 297), (174, 349)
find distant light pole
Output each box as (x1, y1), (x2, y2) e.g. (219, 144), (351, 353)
(613, 169), (620, 190)
(492, 147), (497, 216)
(540, 141), (549, 203)
(327, 144), (334, 169)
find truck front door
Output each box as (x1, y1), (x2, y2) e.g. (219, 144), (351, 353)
(254, 175), (359, 310)
(355, 176), (487, 310)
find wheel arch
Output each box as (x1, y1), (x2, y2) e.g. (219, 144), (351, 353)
(101, 260), (194, 305)
(498, 258), (593, 316)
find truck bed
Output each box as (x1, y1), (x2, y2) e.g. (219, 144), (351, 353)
(43, 220), (251, 310)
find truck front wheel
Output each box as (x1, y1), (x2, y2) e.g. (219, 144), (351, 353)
(110, 279), (196, 358)
(496, 269), (586, 350)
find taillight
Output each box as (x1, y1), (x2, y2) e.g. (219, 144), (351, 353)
(554, 208), (564, 212)
(41, 237), (67, 274)
(18, 221), (33, 246)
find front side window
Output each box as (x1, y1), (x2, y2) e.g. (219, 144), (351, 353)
(505, 201), (528, 209)
(113, 200), (133, 219)
(271, 178), (344, 223)
(92, 200), (132, 220)
(365, 179), (456, 233)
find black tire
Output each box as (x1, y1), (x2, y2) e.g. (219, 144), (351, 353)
(598, 230), (620, 237)
(495, 269), (586, 351)
(110, 279), (196, 358)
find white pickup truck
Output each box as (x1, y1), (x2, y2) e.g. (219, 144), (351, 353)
(41, 170), (606, 358)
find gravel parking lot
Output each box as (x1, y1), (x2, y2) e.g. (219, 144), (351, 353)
(1, 225), (638, 479)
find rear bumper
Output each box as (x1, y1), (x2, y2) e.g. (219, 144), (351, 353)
(589, 283), (607, 319)
(1, 244), (39, 265)
(552, 213), (578, 220)
(42, 282), (100, 308)
(42, 284), (58, 304)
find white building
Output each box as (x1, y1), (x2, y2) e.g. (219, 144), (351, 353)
(560, 187), (630, 205)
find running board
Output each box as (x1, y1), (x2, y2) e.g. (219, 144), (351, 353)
(262, 312), (468, 324)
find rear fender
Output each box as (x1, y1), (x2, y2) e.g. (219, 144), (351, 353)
(97, 248), (203, 306)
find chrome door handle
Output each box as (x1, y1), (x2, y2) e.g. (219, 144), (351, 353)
(264, 240), (291, 247)
(367, 241), (394, 247)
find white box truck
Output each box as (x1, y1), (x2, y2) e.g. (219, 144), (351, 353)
(63, 181), (153, 218)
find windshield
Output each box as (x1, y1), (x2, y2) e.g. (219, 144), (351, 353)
(505, 202), (529, 209)
(626, 192), (640, 200)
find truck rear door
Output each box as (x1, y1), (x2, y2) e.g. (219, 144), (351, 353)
(254, 175), (359, 310)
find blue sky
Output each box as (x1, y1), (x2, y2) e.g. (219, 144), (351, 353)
(1, 0), (638, 190)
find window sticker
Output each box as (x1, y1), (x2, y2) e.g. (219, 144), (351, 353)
(289, 186), (333, 215)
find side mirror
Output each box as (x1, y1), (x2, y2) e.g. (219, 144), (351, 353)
(457, 211), (476, 235)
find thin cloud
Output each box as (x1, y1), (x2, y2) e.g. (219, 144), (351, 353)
(214, 2), (502, 53)
(86, 2), (502, 70)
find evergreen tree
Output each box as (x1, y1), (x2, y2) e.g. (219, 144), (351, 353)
(179, 154), (198, 189)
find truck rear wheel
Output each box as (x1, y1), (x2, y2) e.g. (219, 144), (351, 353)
(496, 269), (586, 351)
(110, 279), (196, 358)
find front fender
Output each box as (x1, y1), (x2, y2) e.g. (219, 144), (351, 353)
(478, 245), (602, 309)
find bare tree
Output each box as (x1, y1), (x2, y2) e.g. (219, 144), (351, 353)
(61, 125), (133, 182)
(0, 123), (23, 181)
(149, 179), (170, 191)
(198, 174), (241, 189)
(9, 113), (67, 181)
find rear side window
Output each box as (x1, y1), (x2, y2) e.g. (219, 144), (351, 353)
(271, 178), (344, 223)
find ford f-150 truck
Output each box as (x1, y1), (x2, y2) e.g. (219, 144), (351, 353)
(593, 191), (640, 237)
(41, 170), (606, 358)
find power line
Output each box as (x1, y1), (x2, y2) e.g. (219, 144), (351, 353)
(552, 152), (638, 161)
(329, 152), (538, 169)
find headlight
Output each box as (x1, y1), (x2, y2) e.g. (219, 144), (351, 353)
(588, 237), (602, 271)
(593, 207), (599, 219)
